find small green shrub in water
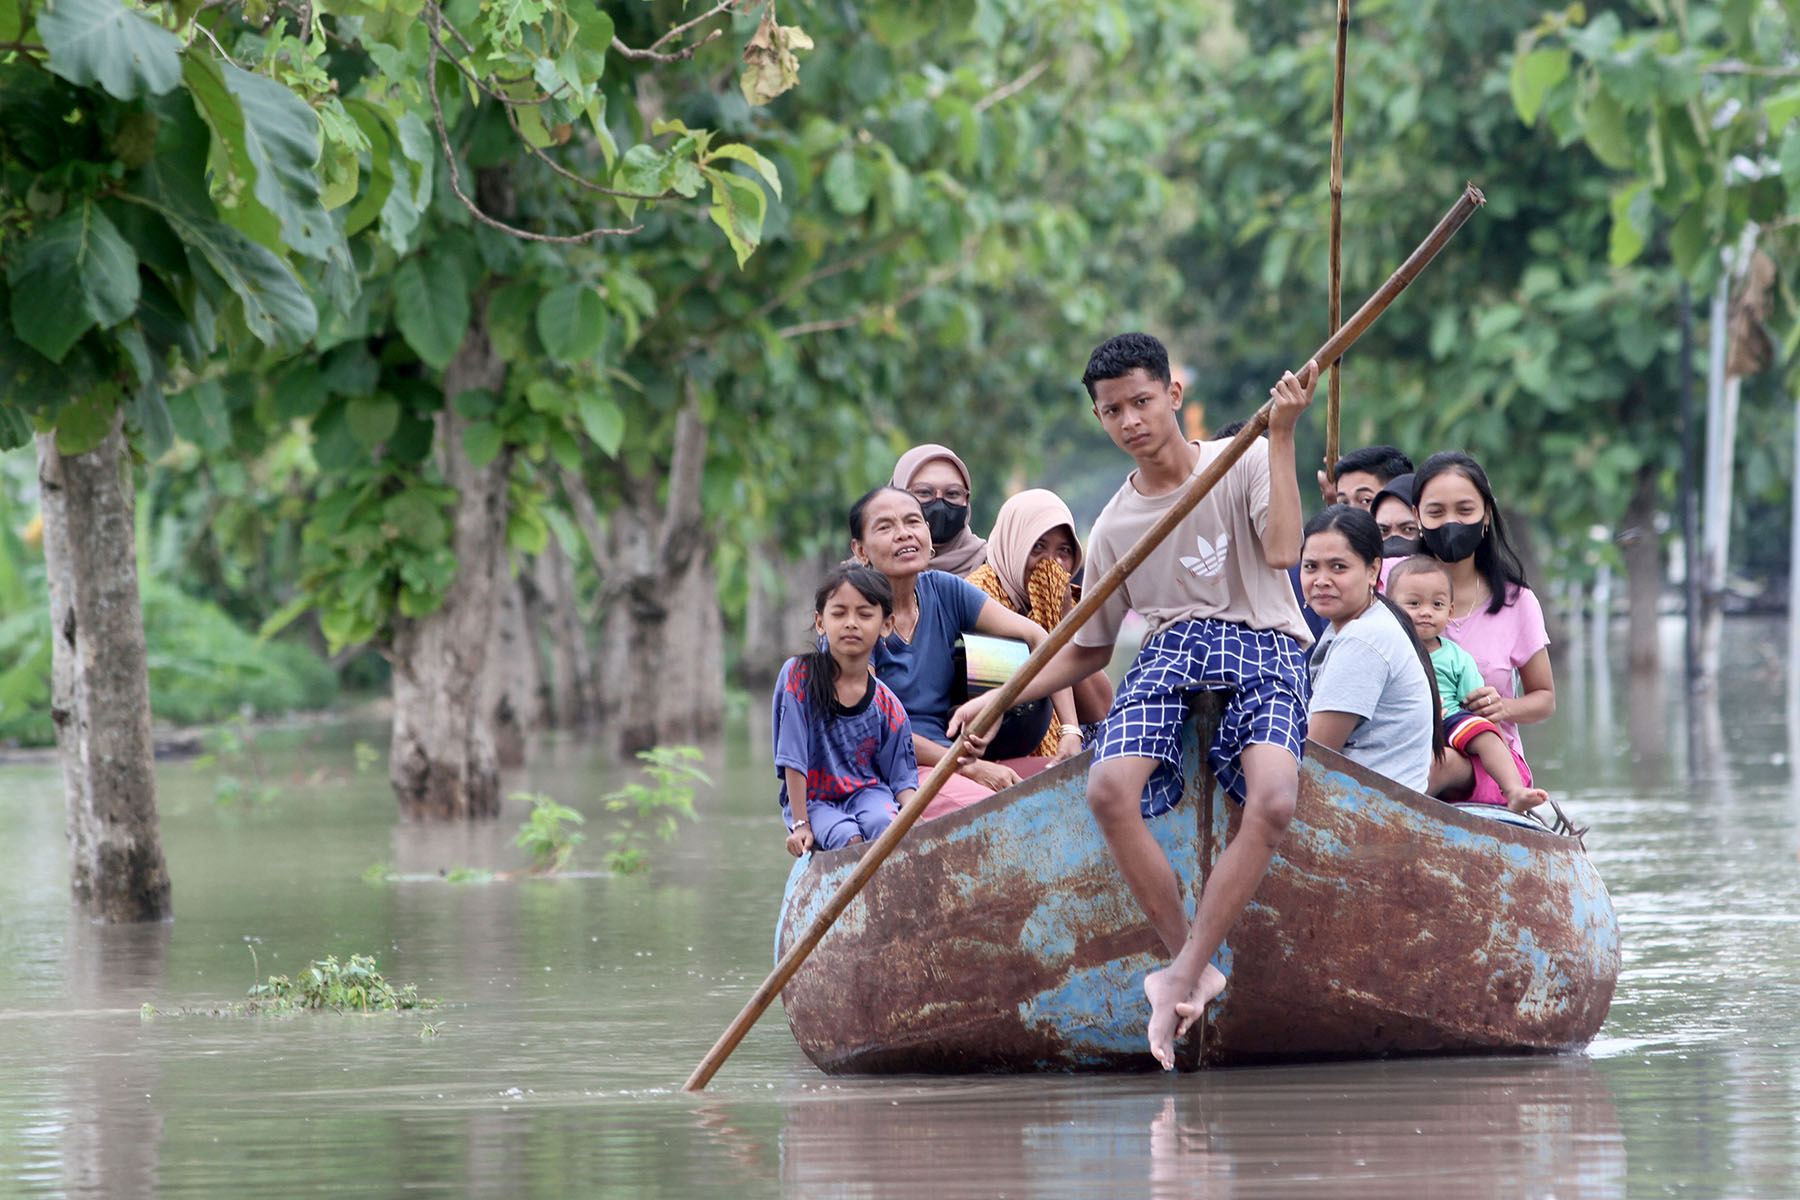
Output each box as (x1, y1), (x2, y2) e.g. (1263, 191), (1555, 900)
(247, 954), (438, 1013)
(142, 952), (440, 1018)
(601, 746), (707, 874)
(513, 793), (586, 873)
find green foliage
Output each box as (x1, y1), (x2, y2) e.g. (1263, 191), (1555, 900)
(0, 518), (336, 745)
(600, 745), (706, 875)
(142, 579), (338, 724)
(142, 952), (440, 1016)
(512, 792), (585, 874)
(443, 866), (498, 884)
(1520, 3), (1800, 285)
(242, 953), (437, 1013)
(264, 463), (460, 653)
(1142, 0), (1703, 582)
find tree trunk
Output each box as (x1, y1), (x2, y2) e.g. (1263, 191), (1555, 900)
(484, 566), (540, 767)
(532, 539), (595, 727)
(738, 541), (835, 689)
(592, 384), (726, 753)
(38, 418), (172, 922)
(1619, 461), (1663, 678)
(1506, 510), (1567, 651)
(388, 303), (512, 821)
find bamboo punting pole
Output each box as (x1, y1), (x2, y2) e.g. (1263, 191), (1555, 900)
(1325, 0), (1349, 477)
(681, 182), (1486, 1094)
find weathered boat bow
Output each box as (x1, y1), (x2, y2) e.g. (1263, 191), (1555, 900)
(777, 694), (1619, 1074)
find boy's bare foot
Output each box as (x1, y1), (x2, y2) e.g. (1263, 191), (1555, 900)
(1173, 962), (1228, 1023)
(1144, 967), (1189, 1070)
(1504, 786), (1549, 813)
(1145, 962), (1225, 1070)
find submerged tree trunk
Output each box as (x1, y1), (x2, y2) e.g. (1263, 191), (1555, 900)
(739, 541), (835, 689)
(532, 539), (595, 728)
(389, 303), (512, 821)
(484, 567), (540, 768)
(590, 383), (725, 753)
(1619, 462), (1663, 678)
(38, 418), (172, 922)
(1507, 512), (1567, 651)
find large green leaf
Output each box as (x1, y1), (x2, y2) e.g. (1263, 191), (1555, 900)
(126, 379), (174, 456)
(1582, 87), (1635, 170)
(39, 0), (181, 101)
(576, 389), (623, 455)
(1509, 47), (1570, 126)
(392, 255), (469, 369)
(157, 205), (317, 346)
(346, 393), (399, 447)
(167, 380), (231, 451)
(222, 62), (341, 264)
(822, 149), (870, 215)
(344, 99), (397, 238)
(53, 385), (120, 455)
(536, 284), (607, 363)
(6, 199), (140, 361)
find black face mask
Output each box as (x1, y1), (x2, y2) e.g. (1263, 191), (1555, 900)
(1421, 519), (1484, 563)
(920, 498), (968, 544)
(1382, 535), (1423, 558)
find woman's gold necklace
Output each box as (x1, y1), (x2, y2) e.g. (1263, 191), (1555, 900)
(891, 603), (919, 642)
(1452, 580), (1488, 621)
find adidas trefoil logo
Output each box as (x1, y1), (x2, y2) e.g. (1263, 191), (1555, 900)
(1179, 533), (1230, 579)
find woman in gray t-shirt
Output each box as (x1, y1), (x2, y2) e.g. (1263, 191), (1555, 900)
(1298, 506), (1443, 792)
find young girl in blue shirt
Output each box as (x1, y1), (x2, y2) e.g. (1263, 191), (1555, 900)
(773, 565), (919, 856)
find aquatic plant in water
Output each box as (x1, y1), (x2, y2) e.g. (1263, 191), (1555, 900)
(513, 793), (586, 874)
(141, 952), (441, 1018)
(601, 746), (708, 874)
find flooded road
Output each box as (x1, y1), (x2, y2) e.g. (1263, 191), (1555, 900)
(2, 618), (1797, 1197)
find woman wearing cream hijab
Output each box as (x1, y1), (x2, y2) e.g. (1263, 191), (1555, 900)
(891, 444), (987, 577)
(967, 489), (1115, 758)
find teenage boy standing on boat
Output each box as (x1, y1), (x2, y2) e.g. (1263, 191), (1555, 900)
(950, 332), (1317, 1069)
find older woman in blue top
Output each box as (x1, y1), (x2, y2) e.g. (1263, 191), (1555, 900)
(849, 486), (1078, 816)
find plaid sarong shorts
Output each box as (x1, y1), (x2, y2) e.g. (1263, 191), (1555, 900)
(1093, 618), (1311, 816)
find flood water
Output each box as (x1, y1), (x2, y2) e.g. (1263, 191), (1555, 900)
(2, 617), (1798, 1197)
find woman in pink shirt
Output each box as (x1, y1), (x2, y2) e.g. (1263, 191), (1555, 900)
(1414, 452), (1554, 806)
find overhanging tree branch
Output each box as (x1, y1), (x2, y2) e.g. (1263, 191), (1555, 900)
(425, 3), (643, 244)
(611, 0), (742, 62)
(774, 243), (973, 339)
(972, 59), (1048, 114)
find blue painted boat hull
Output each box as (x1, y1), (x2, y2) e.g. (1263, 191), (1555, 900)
(775, 698), (1619, 1074)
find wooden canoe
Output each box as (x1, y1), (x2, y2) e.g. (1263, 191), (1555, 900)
(775, 693), (1619, 1073)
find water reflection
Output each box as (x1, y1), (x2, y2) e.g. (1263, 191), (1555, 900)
(59, 920), (170, 1197)
(771, 1058), (1624, 1199)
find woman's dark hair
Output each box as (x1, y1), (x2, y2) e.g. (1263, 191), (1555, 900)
(847, 485), (919, 544)
(1411, 451), (1528, 616)
(801, 563), (894, 724)
(1301, 505), (1445, 757)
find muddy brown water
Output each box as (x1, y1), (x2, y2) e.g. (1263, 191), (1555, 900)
(2, 618), (1798, 1197)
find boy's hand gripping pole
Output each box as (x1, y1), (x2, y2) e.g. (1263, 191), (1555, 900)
(681, 182), (1485, 1094)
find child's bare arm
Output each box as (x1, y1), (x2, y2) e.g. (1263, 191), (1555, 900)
(1261, 360), (1319, 569)
(783, 767), (815, 856)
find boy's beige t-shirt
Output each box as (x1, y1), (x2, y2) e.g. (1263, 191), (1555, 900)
(1073, 438), (1313, 649)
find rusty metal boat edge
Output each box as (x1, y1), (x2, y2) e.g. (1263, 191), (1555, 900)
(774, 693), (1620, 1074)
